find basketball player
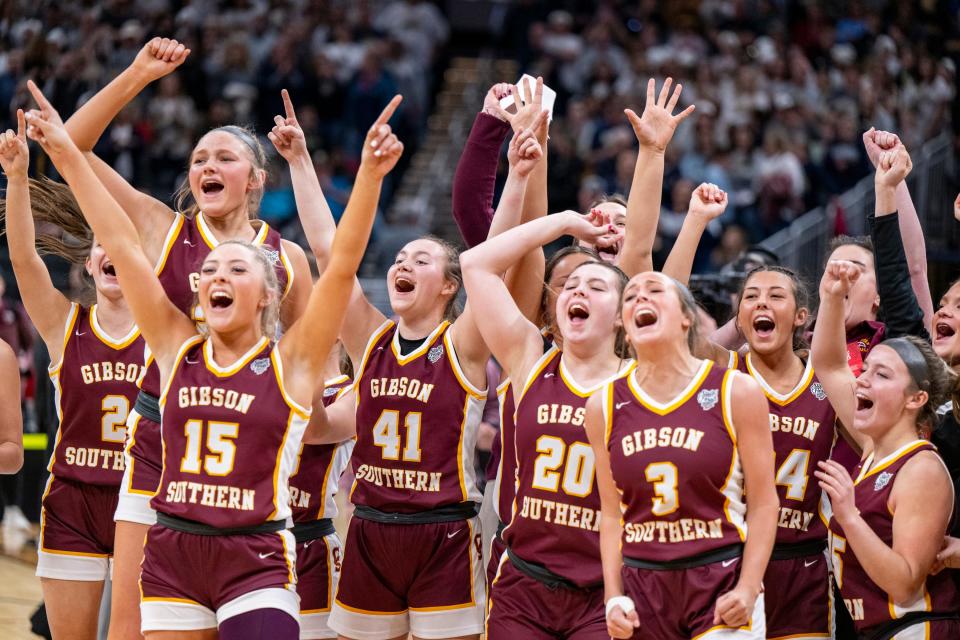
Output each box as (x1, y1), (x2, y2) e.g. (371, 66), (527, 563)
(267, 94), (356, 640)
(1, 109), (143, 639)
(61, 38), (319, 639)
(299, 110), (545, 640)
(811, 147), (960, 639)
(733, 266), (838, 639)
(585, 271), (778, 639)
(24, 80), (398, 639)
(461, 210), (631, 639)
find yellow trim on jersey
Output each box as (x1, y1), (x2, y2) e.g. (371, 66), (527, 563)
(720, 369), (747, 542)
(251, 219), (270, 245)
(270, 348), (311, 419)
(123, 411), (155, 496)
(601, 381), (615, 449)
(855, 439), (930, 485)
(721, 369), (738, 445)
(442, 329), (486, 399)
(745, 352), (814, 406)
(202, 335), (270, 378)
(355, 319), (395, 385)
(48, 303), (81, 375)
(158, 335), (206, 409)
(887, 587), (932, 625)
(627, 359), (713, 416)
(333, 599), (408, 615)
(389, 321), (449, 365)
(557, 357), (635, 398)
(315, 448), (336, 520)
(38, 544), (110, 558)
(279, 530), (295, 588)
(279, 244), (294, 300)
(268, 408), (298, 521)
(516, 345), (561, 406)
(89, 304), (141, 349)
(496, 378), (511, 396)
(728, 350), (739, 369)
(691, 620), (753, 639)
(141, 596), (204, 606)
(768, 634), (830, 639)
(456, 395), (471, 501)
(153, 213), (186, 275)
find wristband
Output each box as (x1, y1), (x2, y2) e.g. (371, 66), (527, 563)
(605, 595), (635, 617)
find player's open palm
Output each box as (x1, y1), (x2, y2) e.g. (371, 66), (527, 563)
(625, 78), (695, 152)
(133, 37), (190, 82)
(0, 109), (28, 178)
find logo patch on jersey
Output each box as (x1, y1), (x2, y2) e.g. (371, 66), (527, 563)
(323, 386), (340, 397)
(250, 358), (270, 375)
(874, 471), (893, 491)
(810, 382), (827, 401)
(697, 388), (719, 411)
(428, 345), (444, 363)
(262, 248), (280, 265)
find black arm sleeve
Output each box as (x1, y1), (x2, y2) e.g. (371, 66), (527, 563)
(868, 211), (930, 341)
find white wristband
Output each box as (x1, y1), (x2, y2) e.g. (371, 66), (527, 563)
(605, 595), (636, 617)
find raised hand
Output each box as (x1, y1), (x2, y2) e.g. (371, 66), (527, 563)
(360, 95), (404, 179)
(132, 37), (191, 82)
(494, 76), (547, 139)
(820, 259), (863, 299)
(687, 183), (728, 223)
(625, 78), (696, 152)
(862, 127), (900, 168)
(875, 144), (912, 189)
(0, 109), (28, 178)
(507, 110), (547, 177)
(560, 210), (618, 248)
(267, 89), (308, 162)
(482, 83), (515, 121)
(23, 80), (74, 157)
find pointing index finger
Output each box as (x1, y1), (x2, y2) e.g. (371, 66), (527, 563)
(373, 95), (403, 128)
(281, 89), (297, 122)
(26, 80), (53, 111)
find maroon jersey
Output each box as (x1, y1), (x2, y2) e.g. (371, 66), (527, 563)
(739, 353), (836, 544)
(140, 213), (293, 397)
(153, 336), (309, 528)
(828, 441), (960, 633)
(503, 346), (633, 587)
(606, 361), (747, 562)
(492, 379), (516, 524)
(48, 304), (145, 485)
(289, 374), (353, 523)
(350, 320), (486, 513)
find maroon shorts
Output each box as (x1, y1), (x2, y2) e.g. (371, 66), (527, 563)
(487, 534), (506, 588)
(296, 532), (342, 639)
(764, 551), (831, 639)
(621, 557), (765, 639)
(863, 619), (960, 639)
(486, 555), (606, 639)
(329, 516), (485, 639)
(36, 476), (118, 580)
(139, 524), (299, 632)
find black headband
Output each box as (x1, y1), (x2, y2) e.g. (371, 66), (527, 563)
(882, 338), (931, 393)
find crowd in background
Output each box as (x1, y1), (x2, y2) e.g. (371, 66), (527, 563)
(498, 0), (957, 272)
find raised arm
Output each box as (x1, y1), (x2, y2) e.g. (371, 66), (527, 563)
(816, 451), (952, 604)
(714, 372), (778, 628)
(811, 260), (861, 438)
(302, 387), (357, 445)
(619, 78), (695, 277)
(870, 144), (929, 341)
(460, 212), (613, 383)
(268, 90), (337, 272)
(0, 340), (22, 474)
(63, 39), (190, 245)
(584, 390), (640, 639)
(278, 98), (403, 390)
(24, 81), (196, 370)
(0, 110), (72, 359)
(662, 183), (727, 285)
(863, 129), (932, 327)
(450, 84), (513, 247)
